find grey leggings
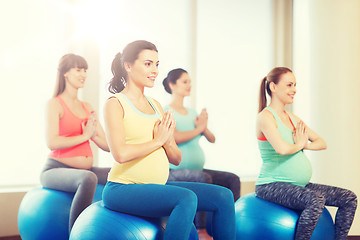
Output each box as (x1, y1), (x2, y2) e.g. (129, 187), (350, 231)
(40, 158), (110, 232)
(255, 182), (357, 240)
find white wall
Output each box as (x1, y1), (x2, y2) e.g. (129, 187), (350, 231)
(95, 0), (197, 167)
(293, 0), (360, 235)
(0, 1), (70, 186)
(195, 0), (274, 179)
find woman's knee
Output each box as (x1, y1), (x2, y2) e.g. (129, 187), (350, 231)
(343, 190), (357, 208)
(80, 171), (98, 188)
(179, 189), (198, 210)
(211, 186), (234, 208)
(307, 192), (326, 209)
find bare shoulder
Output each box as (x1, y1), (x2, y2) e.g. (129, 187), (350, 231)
(257, 108), (275, 123)
(105, 96), (123, 113)
(105, 96), (122, 107)
(48, 97), (59, 105)
(46, 97), (63, 119)
(47, 97), (61, 110)
(257, 108), (278, 132)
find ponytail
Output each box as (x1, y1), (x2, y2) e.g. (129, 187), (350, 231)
(108, 52), (127, 94)
(258, 67), (293, 113)
(162, 77), (172, 94)
(258, 77), (267, 113)
(162, 68), (187, 94)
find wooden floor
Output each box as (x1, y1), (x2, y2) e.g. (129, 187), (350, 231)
(1, 234), (359, 239)
(196, 232), (360, 240)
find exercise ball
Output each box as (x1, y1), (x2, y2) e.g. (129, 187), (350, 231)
(69, 201), (199, 240)
(235, 193), (335, 240)
(18, 184), (104, 240)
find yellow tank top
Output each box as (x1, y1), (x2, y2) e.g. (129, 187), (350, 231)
(107, 93), (169, 184)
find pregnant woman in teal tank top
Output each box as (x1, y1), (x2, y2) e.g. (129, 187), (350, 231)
(162, 68), (240, 235)
(256, 67), (357, 240)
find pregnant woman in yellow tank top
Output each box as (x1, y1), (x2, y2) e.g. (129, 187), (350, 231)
(102, 40), (236, 240)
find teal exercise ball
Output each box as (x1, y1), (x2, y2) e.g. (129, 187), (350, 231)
(235, 193), (335, 240)
(17, 185), (104, 240)
(69, 201), (199, 240)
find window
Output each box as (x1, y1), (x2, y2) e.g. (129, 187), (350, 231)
(0, 0), (68, 186)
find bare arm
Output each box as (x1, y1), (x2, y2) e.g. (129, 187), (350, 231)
(203, 128), (216, 143)
(46, 98), (94, 150)
(174, 108), (215, 144)
(104, 97), (177, 164)
(173, 128), (204, 144)
(257, 110), (307, 155)
(196, 108), (215, 143)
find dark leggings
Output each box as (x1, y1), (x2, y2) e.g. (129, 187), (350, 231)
(40, 158), (110, 232)
(168, 168), (240, 229)
(255, 182), (357, 240)
(167, 168), (240, 201)
(102, 181), (236, 240)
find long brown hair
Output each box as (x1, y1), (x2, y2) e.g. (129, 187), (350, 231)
(258, 67), (292, 112)
(53, 54), (88, 97)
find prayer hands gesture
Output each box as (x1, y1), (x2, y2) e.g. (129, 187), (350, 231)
(293, 120), (308, 149)
(82, 111), (97, 140)
(195, 108), (208, 133)
(154, 110), (176, 146)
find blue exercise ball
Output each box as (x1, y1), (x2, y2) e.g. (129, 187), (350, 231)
(18, 184), (104, 240)
(69, 201), (199, 240)
(235, 193), (335, 240)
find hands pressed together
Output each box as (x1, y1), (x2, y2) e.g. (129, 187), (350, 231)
(153, 110), (176, 147)
(82, 111), (98, 140)
(292, 121), (309, 149)
(195, 108), (208, 133)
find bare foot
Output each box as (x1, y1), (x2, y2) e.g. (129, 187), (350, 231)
(197, 228), (213, 240)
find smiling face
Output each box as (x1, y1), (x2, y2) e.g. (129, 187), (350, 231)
(272, 71), (296, 104)
(126, 49), (159, 89)
(170, 72), (191, 97)
(64, 67), (87, 89)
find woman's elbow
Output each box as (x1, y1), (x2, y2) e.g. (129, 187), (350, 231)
(275, 149), (288, 155)
(47, 144), (56, 151)
(101, 144), (111, 152)
(46, 139), (58, 151)
(275, 147), (292, 156)
(174, 135), (185, 144)
(112, 152), (127, 164)
(170, 152), (182, 166)
(315, 138), (327, 150)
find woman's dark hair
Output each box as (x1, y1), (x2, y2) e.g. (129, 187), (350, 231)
(258, 67), (293, 112)
(162, 68), (188, 94)
(54, 54), (88, 97)
(108, 40), (158, 94)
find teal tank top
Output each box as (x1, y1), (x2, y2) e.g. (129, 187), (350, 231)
(164, 106), (205, 170)
(256, 107), (312, 187)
